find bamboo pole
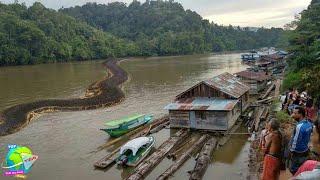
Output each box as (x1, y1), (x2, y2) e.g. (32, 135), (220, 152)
(157, 135), (209, 180)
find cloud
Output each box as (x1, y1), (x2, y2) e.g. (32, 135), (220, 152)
(0, 0), (311, 27)
(201, 0), (311, 27)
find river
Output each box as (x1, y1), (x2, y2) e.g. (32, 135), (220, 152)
(0, 53), (251, 180)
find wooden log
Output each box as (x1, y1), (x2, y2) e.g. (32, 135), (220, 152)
(167, 135), (194, 159)
(254, 106), (266, 132)
(94, 147), (119, 168)
(274, 79), (281, 98)
(126, 130), (189, 180)
(188, 137), (217, 180)
(256, 96), (273, 104)
(248, 107), (258, 132)
(259, 82), (275, 100)
(157, 135), (209, 180)
(260, 107), (269, 121)
(150, 121), (170, 134)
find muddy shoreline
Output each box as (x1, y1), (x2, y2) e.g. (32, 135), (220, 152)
(0, 58), (128, 136)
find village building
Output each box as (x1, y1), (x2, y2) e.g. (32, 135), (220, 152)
(235, 70), (271, 95)
(164, 72), (250, 131)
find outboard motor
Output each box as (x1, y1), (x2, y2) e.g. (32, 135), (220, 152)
(117, 155), (128, 166)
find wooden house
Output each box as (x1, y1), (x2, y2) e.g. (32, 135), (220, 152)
(235, 70), (271, 95)
(164, 72), (250, 131)
(260, 54), (285, 67)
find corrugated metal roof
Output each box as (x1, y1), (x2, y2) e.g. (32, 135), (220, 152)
(204, 72), (250, 98)
(235, 70), (270, 81)
(164, 97), (238, 111)
(262, 54), (283, 60)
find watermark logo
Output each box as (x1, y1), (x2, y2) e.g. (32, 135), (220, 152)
(1, 144), (38, 177)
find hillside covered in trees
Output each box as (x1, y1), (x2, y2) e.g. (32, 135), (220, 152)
(61, 0), (288, 56)
(0, 2), (137, 66)
(0, 0), (287, 66)
(283, 0), (320, 98)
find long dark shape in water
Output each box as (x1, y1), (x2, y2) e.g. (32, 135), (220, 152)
(0, 59), (128, 136)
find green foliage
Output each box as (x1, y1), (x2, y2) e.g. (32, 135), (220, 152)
(0, 2), (137, 66)
(285, 1), (320, 98)
(282, 71), (303, 91)
(60, 1), (287, 56)
(276, 111), (293, 123)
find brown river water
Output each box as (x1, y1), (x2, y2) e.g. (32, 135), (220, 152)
(0, 53), (251, 180)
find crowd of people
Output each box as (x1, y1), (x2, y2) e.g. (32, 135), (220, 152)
(259, 89), (320, 180)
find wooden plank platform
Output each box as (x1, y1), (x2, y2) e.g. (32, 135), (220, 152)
(94, 147), (119, 168)
(157, 135), (209, 180)
(126, 130), (189, 180)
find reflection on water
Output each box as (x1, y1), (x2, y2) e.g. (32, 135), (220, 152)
(0, 53), (250, 180)
(213, 127), (249, 164)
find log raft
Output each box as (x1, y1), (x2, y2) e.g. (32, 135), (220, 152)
(126, 130), (189, 180)
(157, 134), (209, 180)
(188, 137), (217, 180)
(94, 117), (169, 168)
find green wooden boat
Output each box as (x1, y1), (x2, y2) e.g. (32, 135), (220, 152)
(100, 114), (153, 137)
(116, 136), (155, 167)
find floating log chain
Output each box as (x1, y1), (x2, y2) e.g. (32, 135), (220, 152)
(0, 59), (128, 136)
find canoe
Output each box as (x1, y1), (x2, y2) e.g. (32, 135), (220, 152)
(100, 114), (153, 137)
(116, 136), (155, 167)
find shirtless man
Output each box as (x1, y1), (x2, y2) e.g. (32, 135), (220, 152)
(262, 119), (282, 180)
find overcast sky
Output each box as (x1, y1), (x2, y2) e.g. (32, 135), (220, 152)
(0, 0), (312, 27)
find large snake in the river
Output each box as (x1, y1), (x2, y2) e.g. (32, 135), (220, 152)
(0, 59), (128, 136)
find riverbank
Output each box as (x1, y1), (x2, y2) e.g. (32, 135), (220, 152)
(247, 114), (296, 179)
(0, 58), (128, 136)
(247, 83), (320, 179)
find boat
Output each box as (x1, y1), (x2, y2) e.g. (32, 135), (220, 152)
(116, 136), (155, 167)
(100, 114), (153, 137)
(241, 50), (260, 61)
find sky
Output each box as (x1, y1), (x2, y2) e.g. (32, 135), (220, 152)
(0, 0), (312, 28)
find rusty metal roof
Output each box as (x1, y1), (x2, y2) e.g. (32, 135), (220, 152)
(164, 97), (238, 111)
(203, 72), (250, 98)
(235, 70), (270, 81)
(261, 54), (284, 60)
